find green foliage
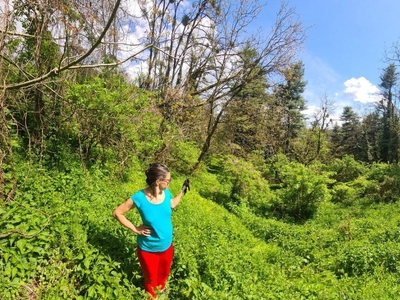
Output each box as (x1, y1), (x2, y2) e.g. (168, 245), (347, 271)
(328, 155), (367, 183)
(267, 154), (332, 221)
(290, 128), (331, 165)
(191, 163), (223, 201)
(331, 107), (364, 160)
(0, 164), (145, 299)
(335, 241), (400, 277)
(166, 140), (200, 174)
(378, 63), (399, 163)
(364, 163), (400, 203)
(219, 50), (270, 157)
(4, 2), (400, 297)
(327, 157), (396, 205)
(4, 147), (400, 299)
(332, 182), (358, 205)
(60, 77), (165, 169)
(331, 176), (376, 206)
(206, 155), (275, 216)
(170, 194), (289, 299)
(273, 61), (307, 154)
(4, 89), (400, 298)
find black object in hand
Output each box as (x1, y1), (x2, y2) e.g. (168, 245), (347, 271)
(182, 178), (190, 194)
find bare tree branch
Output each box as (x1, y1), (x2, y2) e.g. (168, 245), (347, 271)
(0, 29), (35, 38)
(1, 0), (122, 91)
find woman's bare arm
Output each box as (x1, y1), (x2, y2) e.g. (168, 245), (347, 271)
(113, 199), (153, 236)
(171, 190), (184, 209)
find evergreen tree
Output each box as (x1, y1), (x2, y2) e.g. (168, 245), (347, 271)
(219, 47), (270, 157)
(378, 63), (399, 163)
(273, 62), (307, 155)
(333, 107), (362, 159)
(329, 123), (342, 158)
(360, 112), (381, 162)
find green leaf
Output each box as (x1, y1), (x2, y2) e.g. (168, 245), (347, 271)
(34, 246), (45, 255)
(83, 258), (91, 269)
(15, 239), (27, 253)
(11, 267), (18, 278)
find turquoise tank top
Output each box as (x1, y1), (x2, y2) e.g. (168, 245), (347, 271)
(131, 189), (173, 252)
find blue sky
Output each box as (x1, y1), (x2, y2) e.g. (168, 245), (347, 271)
(259, 0), (400, 121)
(117, 0), (400, 122)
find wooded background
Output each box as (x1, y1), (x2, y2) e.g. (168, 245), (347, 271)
(2, 1), (400, 298)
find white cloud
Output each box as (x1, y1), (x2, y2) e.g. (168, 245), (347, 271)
(343, 77), (381, 103)
(300, 52), (343, 122)
(302, 105), (318, 118)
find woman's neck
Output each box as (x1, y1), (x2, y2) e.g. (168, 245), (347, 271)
(145, 186), (162, 198)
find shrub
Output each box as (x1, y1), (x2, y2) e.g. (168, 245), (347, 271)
(206, 155), (275, 216)
(327, 155), (367, 183)
(171, 193), (287, 299)
(334, 241), (400, 277)
(167, 140), (201, 174)
(331, 176), (376, 206)
(267, 154), (332, 221)
(331, 183), (358, 205)
(365, 163), (400, 203)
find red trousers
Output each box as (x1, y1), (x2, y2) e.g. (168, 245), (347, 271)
(137, 244), (174, 298)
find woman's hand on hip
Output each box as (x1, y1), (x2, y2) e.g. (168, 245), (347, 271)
(136, 225), (153, 236)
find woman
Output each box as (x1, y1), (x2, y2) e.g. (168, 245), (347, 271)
(113, 163), (188, 298)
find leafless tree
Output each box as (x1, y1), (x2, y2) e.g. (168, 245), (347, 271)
(310, 93), (335, 155)
(131, 0), (306, 167)
(0, 0), (306, 182)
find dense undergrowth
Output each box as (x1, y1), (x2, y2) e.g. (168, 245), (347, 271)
(2, 4), (400, 298)
(2, 155), (400, 299)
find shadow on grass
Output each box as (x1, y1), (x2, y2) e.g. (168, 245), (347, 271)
(86, 221), (143, 288)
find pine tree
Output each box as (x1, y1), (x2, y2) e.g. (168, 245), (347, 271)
(273, 62), (307, 155)
(360, 112), (381, 162)
(378, 63), (399, 163)
(332, 106), (362, 159)
(219, 46), (270, 156)
(329, 123), (342, 158)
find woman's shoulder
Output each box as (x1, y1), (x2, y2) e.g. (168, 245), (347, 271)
(131, 189), (146, 206)
(131, 189), (145, 198)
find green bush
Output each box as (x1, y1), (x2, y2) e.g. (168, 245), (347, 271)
(331, 176), (376, 206)
(171, 193), (287, 299)
(327, 155), (367, 183)
(0, 164), (145, 299)
(193, 164), (225, 201)
(267, 154), (332, 221)
(206, 155), (275, 216)
(331, 182), (358, 205)
(365, 163), (400, 203)
(62, 78), (166, 169)
(334, 241), (400, 277)
(167, 140), (201, 174)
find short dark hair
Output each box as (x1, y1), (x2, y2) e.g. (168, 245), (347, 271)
(145, 163), (170, 186)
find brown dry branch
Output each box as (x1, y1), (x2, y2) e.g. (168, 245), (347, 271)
(0, 0), (122, 91)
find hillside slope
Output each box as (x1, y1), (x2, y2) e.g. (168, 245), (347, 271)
(1, 166), (400, 299)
